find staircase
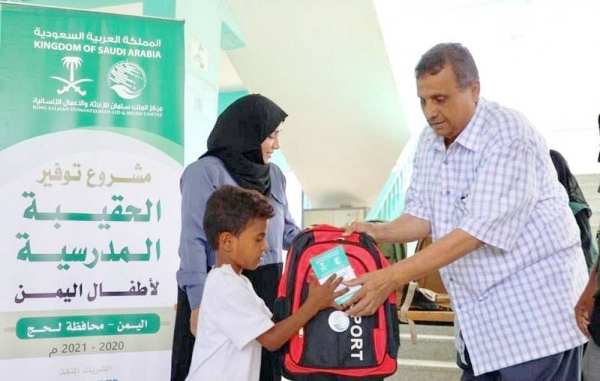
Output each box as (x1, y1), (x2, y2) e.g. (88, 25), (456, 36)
(366, 136), (418, 223)
(386, 324), (462, 381)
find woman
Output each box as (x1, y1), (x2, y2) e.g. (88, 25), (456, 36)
(550, 149), (597, 270)
(171, 94), (301, 381)
(551, 149), (600, 381)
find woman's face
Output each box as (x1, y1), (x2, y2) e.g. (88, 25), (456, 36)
(260, 125), (282, 164)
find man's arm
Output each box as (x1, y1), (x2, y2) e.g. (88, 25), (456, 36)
(344, 229), (482, 316)
(346, 213), (431, 244)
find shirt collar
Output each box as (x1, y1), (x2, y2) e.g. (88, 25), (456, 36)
(453, 98), (487, 152)
(432, 98), (487, 152)
(218, 263), (241, 277)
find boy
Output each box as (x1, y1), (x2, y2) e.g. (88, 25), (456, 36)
(185, 185), (345, 381)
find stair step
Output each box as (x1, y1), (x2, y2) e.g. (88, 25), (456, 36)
(398, 333), (457, 362)
(399, 323), (455, 336)
(404, 310), (455, 323)
(384, 359), (462, 381)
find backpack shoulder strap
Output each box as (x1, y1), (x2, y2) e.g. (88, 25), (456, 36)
(398, 281), (419, 344)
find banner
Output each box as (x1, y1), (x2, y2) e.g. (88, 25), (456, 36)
(0, 4), (184, 380)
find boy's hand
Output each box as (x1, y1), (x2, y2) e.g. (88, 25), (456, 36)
(306, 274), (348, 311)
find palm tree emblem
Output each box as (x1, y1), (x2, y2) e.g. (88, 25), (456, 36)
(50, 56), (93, 96)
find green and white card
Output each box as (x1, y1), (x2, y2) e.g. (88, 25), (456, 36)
(309, 245), (362, 305)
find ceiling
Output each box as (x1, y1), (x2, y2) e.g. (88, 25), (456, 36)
(225, 0), (409, 208)
(218, 50), (244, 92)
(89, 0), (409, 209)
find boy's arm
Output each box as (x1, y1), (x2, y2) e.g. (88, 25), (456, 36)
(256, 299), (320, 352)
(257, 276), (344, 352)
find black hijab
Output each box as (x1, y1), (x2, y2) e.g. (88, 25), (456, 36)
(550, 149), (589, 213)
(201, 94), (288, 196)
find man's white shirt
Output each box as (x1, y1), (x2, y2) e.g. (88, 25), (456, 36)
(404, 98), (588, 375)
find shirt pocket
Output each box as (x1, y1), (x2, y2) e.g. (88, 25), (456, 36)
(452, 189), (471, 226)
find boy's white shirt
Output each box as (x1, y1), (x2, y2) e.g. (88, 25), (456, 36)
(185, 264), (275, 381)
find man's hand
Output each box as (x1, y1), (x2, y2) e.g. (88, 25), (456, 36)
(343, 221), (375, 239)
(190, 308), (199, 338)
(343, 267), (398, 316)
(575, 283), (596, 337)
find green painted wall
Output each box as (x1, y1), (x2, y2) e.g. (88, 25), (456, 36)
(171, 0), (222, 164)
(22, 0), (137, 9)
(218, 90), (248, 115)
(220, 5), (245, 51)
(22, 0), (262, 170)
(143, 0), (175, 18)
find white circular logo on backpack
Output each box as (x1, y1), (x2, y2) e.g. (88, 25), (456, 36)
(328, 311), (350, 332)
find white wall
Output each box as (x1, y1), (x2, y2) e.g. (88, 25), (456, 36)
(375, 0), (600, 175)
(283, 171), (303, 228)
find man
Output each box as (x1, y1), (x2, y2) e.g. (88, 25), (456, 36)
(344, 43), (588, 380)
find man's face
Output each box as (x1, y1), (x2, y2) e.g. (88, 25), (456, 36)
(417, 64), (480, 145)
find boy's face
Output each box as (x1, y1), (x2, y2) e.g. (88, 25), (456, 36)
(229, 218), (269, 273)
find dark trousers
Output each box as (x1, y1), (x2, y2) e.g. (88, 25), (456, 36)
(293, 376), (383, 381)
(171, 287), (194, 381)
(242, 263), (283, 381)
(171, 263), (283, 381)
(460, 345), (582, 381)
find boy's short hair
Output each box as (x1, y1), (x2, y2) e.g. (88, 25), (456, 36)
(203, 185), (275, 250)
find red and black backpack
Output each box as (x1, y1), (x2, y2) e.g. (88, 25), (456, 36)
(274, 224), (400, 379)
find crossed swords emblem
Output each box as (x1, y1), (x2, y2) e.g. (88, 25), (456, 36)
(50, 57), (93, 96)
